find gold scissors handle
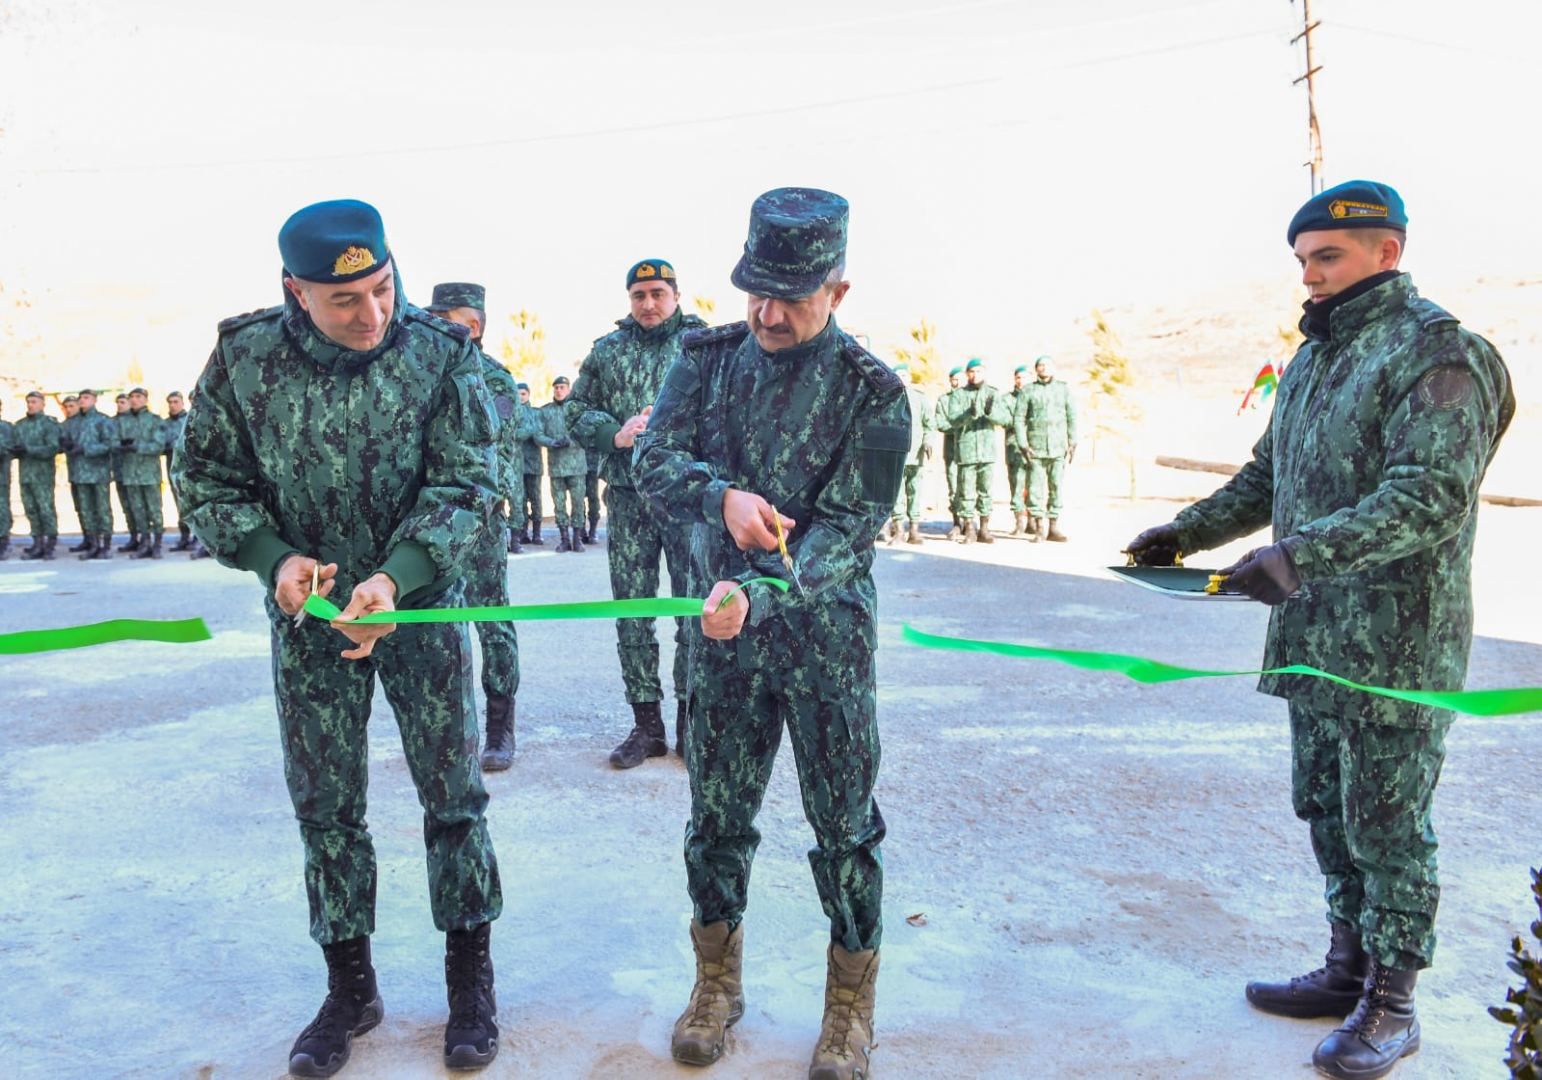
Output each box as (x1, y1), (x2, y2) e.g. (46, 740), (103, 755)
(772, 506), (805, 595)
(293, 563), (319, 627)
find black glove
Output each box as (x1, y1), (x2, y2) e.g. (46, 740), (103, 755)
(1220, 541), (1302, 605)
(1124, 523), (1183, 566)
(61, 437), (77, 454)
(120, 437), (134, 448)
(551, 436), (571, 449)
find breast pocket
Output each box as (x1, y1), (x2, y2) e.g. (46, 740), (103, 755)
(858, 423), (910, 506)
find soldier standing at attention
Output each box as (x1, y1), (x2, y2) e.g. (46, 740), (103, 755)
(163, 391), (195, 551)
(635, 187), (909, 1080)
(111, 393), (139, 552)
(1004, 364), (1035, 537)
(937, 357), (1011, 544)
(174, 199), (505, 1076)
(936, 365), (963, 538)
(538, 375), (586, 553)
(425, 282), (523, 772)
(117, 387), (166, 559)
(62, 389), (117, 560)
(15, 390), (61, 560)
(565, 258), (707, 766)
(58, 394), (89, 553)
(1127, 181), (1513, 1080)
(515, 382), (543, 547)
(0, 399), (13, 560)
(884, 361), (932, 545)
(1021, 355), (1076, 542)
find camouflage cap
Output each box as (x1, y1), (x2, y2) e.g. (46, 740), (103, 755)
(426, 282), (485, 312)
(1288, 180), (1407, 245)
(279, 199), (391, 284)
(731, 187), (848, 299)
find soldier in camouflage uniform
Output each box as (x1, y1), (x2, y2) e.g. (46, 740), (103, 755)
(884, 361), (932, 545)
(936, 357), (1011, 544)
(1128, 181), (1514, 1080)
(426, 282), (524, 773)
(111, 393), (139, 551)
(538, 376), (586, 552)
(172, 200), (504, 1076)
(0, 400), (15, 560)
(636, 188), (908, 1080)
(117, 387), (166, 559)
(513, 383), (542, 547)
(163, 391), (195, 551)
(1020, 355), (1076, 542)
(937, 365), (963, 537)
(59, 395), (84, 549)
(566, 258), (707, 767)
(14, 391), (61, 560)
(60, 388), (118, 559)
(1004, 364), (1035, 536)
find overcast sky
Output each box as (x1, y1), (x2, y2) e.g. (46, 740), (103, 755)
(1, 0), (1535, 389)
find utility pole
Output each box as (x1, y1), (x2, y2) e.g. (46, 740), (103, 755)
(1291, 0), (1325, 194)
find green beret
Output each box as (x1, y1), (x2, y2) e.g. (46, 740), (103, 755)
(1013, 365), (1028, 375)
(965, 358), (983, 371)
(1288, 180), (1406, 245)
(627, 260), (677, 289)
(731, 187), (848, 299)
(279, 199), (390, 284)
(516, 382), (529, 392)
(948, 366), (963, 377)
(1035, 354), (1051, 365)
(427, 282), (485, 312)
(891, 362), (909, 374)
(129, 386), (147, 396)
(552, 375), (569, 387)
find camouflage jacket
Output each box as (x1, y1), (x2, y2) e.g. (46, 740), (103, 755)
(115, 407), (164, 485)
(903, 385), (933, 466)
(1173, 273), (1514, 726)
(61, 407), (117, 484)
(163, 410), (189, 460)
(936, 382), (1012, 464)
(0, 418), (13, 468)
(1005, 387), (1027, 463)
(13, 412), (61, 484)
(173, 275), (498, 606)
(1018, 378), (1077, 457)
(537, 400), (587, 477)
(516, 401), (544, 476)
(633, 317), (910, 674)
(477, 349), (528, 505)
(567, 309), (708, 491)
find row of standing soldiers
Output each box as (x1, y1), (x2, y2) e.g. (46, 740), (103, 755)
(886, 354), (1078, 545)
(0, 387), (200, 560)
(499, 378), (605, 556)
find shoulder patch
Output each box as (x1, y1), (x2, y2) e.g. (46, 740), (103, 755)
(217, 305), (283, 336)
(1415, 365), (1476, 411)
(682, 321), (750, 351)
(405, 307), (471, 342)
(840, 336), (904, 397)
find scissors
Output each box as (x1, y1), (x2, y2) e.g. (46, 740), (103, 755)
(293, 563), (319, 627)
(772, 507), (805, 596)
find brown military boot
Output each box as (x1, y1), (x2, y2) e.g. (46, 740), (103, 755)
(1032, 517), (1048, 543)
(976, 516), (994, 544)
(809, 945), (879, 1080)
(945, 516), (961, 541)
(1046, 518), (1068, 542)
(961, 519), (976, 544)
(671, 920), (745, 1066)
(1009, 512), (1023, 536)
(905, 521), (922, 545)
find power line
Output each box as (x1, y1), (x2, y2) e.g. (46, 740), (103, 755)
(1331, 21), (1531, 64)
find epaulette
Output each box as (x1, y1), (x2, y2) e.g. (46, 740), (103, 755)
(217, 305), (283, 336)
(839, 335), (904, 397)
(405, 307), (471, 342)
(681, 321), (749, 351)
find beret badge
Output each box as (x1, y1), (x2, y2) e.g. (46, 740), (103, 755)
(333, 245), (377, 277)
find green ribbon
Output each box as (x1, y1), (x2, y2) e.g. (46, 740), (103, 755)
(900, 625), (1542, 718)
(300, 576), (789, 625)
(0, 617), (212, 656)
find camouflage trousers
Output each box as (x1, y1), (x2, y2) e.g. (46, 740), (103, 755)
(685, 656), (886, 953)
(549, 474), (584, 528)
(890, 464), (924, 524)
(604, 485), (689, 705)
(269, 589), (502, 945)
(943, 451), (957, 509)
(1290, 702), (1448, 969)
(1027, 456), (1065, 518)
(74, 482), (112, 534)
(115, 477), (137, 533)
(0, 463), (11, 535)
(521, 471), (542, 532)
(124, 483), (163, 536)
(1006, 450), (1029, 513)
(163, 454), (183, 527)
(584, 468), (600, 528)
(502, 468), (525, 535)
(952, 462), (992, 518)
(467, 515), (520, 700)
(20, 477), (57, 536)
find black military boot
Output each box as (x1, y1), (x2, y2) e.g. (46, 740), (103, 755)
(1046, 518), (1068, 542)
(444, 922), (499, 1069)
(189, 540), (212, 559)
(170, 523), (193, 551)
(119, 531), (141, 553)
(977, 516), (995, 544)
(675, 700), (688, 758)
(961, 519), (977, 544)
(555, 526), (572, 553)
(1247, 921), (1369, 1018)
(69, 533), (92, 553)
(480, 696), (515, 772)
(19, 535), (43, 559)
(288, 935), (384, 1079)
(571, 526), (585, 553)
(132, 532), (163, 559)
(89, 533), (114, 560)
(610, 701), (668, 769)
(39, 535), (57, 560)
(0, 536), (10, 561)
(1312, 962), (1420, 1080)
(906, 521), (923, 544)
(529, 524), (544, 546)
(587, 513), (600, 544)
(507, 528), (522, 555)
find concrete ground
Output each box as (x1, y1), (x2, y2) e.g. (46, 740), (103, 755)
(2, 491), (1539, 1080)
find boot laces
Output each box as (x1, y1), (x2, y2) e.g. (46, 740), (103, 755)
(684, 961), (733, 1029)
(446, 941), (491, 1027)
(818, 988), (862, 1057)
(1344, 967), (1392, 1036)
(300, 967), (369, 1043)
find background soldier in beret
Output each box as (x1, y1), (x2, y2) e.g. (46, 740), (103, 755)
(1127, 179), (1514, 1080)
(636, 186), (909, 1080)
(61, 394), (79, 420)
(565, 258), (707, 767)
(1020, 355), (1076, 542)
(162, 391), (194, 551)
(1004, 364), (1034, 536)
(515, 382), (544, 547)
(883, 361), (932, 545)
(61, 388), (117, 559)
(58, 393), (88, 552)
(173, 199), (504, 1076)
(936, 365), (963, 537)
(0, 399), (13, 560)
(936, 357), (1012, 544)
(111, 392), (139, 552)
(426, 282), (528, 773)
(117, 387), (165, 558)
(538, 375), (586, 552)
(15, 390), (61, 560)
